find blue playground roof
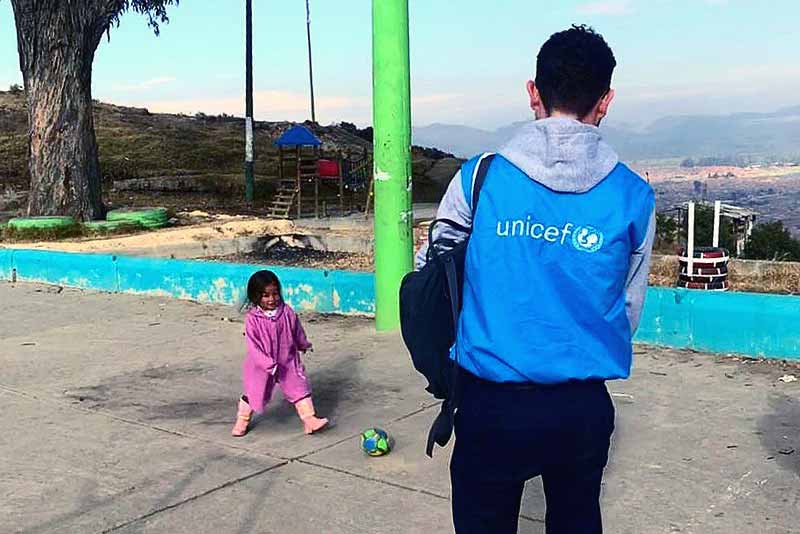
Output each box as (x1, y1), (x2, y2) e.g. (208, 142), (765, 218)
(274, 124), (322, 147)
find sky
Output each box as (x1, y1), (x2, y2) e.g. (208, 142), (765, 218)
(1, 0), (799, 130)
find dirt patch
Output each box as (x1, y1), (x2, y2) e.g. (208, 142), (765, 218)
(106, 186), (275, 216)
(205, 224), (433, 272)
(210, 241), (374, 272)
(1, 216), (295, 254)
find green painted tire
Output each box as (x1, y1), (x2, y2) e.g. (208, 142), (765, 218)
(83, 220), (142, 232)
(106, 207), (169, 229)
(7, 216), (78, 230)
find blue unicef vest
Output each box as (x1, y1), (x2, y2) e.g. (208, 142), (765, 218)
(455, 154), (654, 383)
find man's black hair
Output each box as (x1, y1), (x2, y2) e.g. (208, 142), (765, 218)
(247, 270), (282, 305)
(535, 24), (616, 119)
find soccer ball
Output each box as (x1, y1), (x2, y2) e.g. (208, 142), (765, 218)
(360, 428), (391, 457)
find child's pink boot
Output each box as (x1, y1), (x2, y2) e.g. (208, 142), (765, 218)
(231, 396), (253, 437)
(295, 397), (329, 434)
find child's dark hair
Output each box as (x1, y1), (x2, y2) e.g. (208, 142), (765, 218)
(247, 270), (282, 305)
(535, 24), (616, 119)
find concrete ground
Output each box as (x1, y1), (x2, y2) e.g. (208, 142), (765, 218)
(1, 282), (799, 534)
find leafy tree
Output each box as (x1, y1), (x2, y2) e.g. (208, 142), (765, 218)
(655, 212), (679, 252)
(744, 221), (800, 261)
(10, 0), (180, 220)
(689, 205), (736, 253)
(339, 121), (373, 143)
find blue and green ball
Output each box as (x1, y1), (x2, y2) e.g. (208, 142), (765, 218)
(360, 428), (391, 457)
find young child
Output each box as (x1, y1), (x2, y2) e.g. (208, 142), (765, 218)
(232, 270), (329, 437)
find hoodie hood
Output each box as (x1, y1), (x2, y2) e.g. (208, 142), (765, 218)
(499, 117), (619, 193)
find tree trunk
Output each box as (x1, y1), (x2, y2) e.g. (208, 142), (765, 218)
(11, 0), (107, 220)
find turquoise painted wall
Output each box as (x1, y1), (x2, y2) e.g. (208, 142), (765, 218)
(2, 248), (798, 360)
(635, 287), (800, 359)
(12, 249), (118, 292)
(0, 248), (13, 281)
(1, 249), (375, 315)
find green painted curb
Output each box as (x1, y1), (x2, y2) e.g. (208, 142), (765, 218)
(106, 207), (169, 229)
(8, 216), (78, 230)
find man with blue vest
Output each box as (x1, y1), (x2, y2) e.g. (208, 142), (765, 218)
(416, 25), (656, 533)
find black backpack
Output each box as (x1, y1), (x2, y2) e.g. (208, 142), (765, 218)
(399, 153), (494, 457)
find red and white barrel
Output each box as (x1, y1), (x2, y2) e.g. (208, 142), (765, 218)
(677, 247), (730, 291)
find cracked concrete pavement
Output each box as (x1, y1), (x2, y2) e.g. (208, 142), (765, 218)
(1, 282), (799, 533)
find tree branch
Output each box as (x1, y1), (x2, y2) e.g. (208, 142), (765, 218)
(98, 0), (179, 40)
(9, 0), (36, 78)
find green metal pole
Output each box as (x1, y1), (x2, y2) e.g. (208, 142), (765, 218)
(372, 0), (413, 331)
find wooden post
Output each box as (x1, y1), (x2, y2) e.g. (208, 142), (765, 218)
(339, 175), (345, 215)
(296, 146), (302, 219)
(319, 147), (323, 218)
(713, 200), (722, 248)
(316, 179), (321, 218)
(365, 174), (374, 218)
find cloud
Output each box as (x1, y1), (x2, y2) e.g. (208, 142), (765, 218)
(617, 62), (800, 103)
(610, 66), (800, 126)
(413, 93), (463, 106)
(116, 90), (370, 124)
(0, 71), (23, 90)
(110, 90), (466, 126)
(576, 0), (731, 17)
(727, 64), (800, 80)
(576, 1), (632, 15)
(112, 77), (176, 92)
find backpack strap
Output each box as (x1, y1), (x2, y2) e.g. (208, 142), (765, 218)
(450, 152), (494, 367)
(443, 152), (494, 325)
(470, 152), (495, 214)
(426, 153), (495, 263)
(425, 153), (495, 458)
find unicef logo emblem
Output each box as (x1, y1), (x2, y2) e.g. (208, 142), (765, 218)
(572, 226), (604, 253)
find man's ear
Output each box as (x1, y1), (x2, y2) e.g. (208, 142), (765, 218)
(527, 80), (547, 119)
(595, 88), (615, 123)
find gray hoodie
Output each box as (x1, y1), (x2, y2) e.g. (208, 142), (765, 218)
(416, 117), (656, 334)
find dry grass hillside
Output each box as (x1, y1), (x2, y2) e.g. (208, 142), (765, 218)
(0, 90), (460, 212)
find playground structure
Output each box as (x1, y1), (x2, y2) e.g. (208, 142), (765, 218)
(266, 125), (373, 220)
(250, 1), (412, 329)
(677, 200), (758, 256)
(678, 200), (758, 291)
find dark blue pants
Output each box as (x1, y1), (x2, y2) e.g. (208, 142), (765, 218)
(450, 371), (615, 534)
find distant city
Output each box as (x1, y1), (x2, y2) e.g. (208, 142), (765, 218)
(635, 165), (800, 237)
(412, 108), (800, 238)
